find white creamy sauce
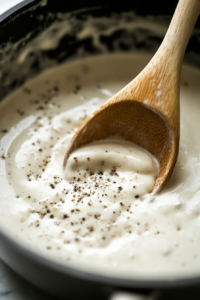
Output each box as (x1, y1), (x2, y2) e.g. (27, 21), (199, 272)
(0, 53), (200, 280)
(65, 138), (158, 194)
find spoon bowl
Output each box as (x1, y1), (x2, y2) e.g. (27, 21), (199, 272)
(64, 0), (200, 193)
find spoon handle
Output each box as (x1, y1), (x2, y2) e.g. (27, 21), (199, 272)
(155, 0), (200, 72)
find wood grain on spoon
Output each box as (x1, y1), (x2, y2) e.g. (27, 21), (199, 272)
(64, 0), (200, 193)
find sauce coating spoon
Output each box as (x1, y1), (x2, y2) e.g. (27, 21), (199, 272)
(64, 0), (200, 193)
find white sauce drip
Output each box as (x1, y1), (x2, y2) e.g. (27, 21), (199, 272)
(0, 53), (200, 281)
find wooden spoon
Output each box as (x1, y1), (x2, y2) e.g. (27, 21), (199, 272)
(64, 0), (200, 193)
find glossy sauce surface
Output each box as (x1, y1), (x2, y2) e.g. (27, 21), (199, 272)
(0, 54), (200, 280)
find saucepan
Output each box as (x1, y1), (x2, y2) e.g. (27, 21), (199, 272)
(0, 0), (200, 299)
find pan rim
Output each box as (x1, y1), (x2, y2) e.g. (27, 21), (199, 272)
(1, 228), (200, 289)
